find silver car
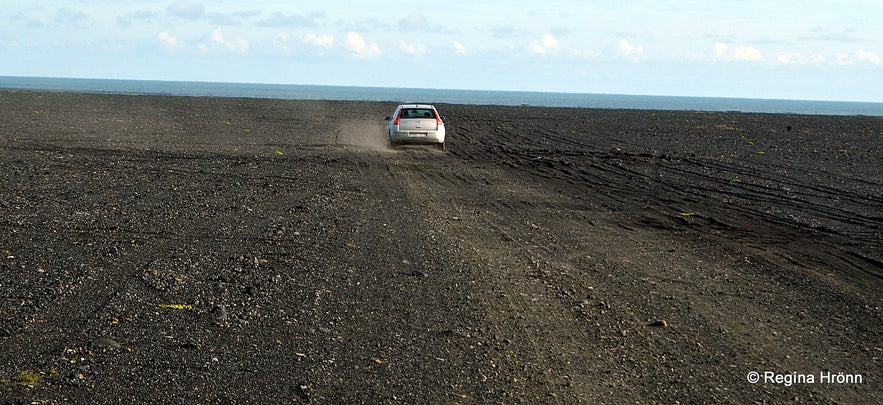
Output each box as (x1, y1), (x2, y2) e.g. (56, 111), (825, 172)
(385, 104), (446, 151)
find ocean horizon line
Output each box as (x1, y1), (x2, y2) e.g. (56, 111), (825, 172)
(2, 75), (882, 116)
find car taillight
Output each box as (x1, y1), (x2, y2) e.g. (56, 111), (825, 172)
(434, 109), (442, 126)
(393, 117), (399, 125)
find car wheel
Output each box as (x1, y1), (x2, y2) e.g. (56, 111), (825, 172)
(436, 142), (446, 152)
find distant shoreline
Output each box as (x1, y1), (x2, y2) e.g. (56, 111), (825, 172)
(2, 76), (882, 116)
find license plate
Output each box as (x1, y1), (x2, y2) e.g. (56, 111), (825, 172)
(410, 132), (427, 137)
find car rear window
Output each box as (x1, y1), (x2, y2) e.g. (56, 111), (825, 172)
(399, 109), (435, 119)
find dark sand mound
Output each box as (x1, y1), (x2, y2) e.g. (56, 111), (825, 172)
(1, 90), (880, 403)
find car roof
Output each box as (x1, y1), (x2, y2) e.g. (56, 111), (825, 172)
(397, 104), (435, 109)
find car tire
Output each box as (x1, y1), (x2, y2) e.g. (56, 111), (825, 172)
(436, 142), (446, 152)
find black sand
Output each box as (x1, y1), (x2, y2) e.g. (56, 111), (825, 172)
(1, 90), (881, 403)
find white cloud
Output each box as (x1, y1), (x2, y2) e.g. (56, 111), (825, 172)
(399, 13), (429, 30)
(256, 12), (317, 28)
(775, 48), (883, 67)
(303, 33), (334, 48)
(776, 52), (801, 64)
(731, 46), (762, 61)
(398, 40), (427, 56)
(158, 32), (177, 49)
(274, 33), (290, 51)
(833, 52), (852, 65)
(167, 1), (205, 19)
(397, 13), (454, 34)
(118, 11), (159, 27)
(343, 32), (380, 59)
(55, 8), (88, 25)
(165, 2), (254, 25)
(776, 52), (825, 65)
(618, 39), (644, 60)
(714, 42), (762, 61)
(209, 27), (249, 53)
(452, 41), (466, 55)
(529, 34), (559, 56)
(856, 49), (881, 65)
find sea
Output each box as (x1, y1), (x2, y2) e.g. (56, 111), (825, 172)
(2, 76), (882, 117)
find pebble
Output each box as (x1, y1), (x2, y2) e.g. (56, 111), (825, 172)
(648, 320), (668, 327)
(211, 305), (228, 323)
(91, 337), (122, 350)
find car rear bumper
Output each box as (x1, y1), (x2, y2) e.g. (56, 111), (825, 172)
(389, 130), (445, 144)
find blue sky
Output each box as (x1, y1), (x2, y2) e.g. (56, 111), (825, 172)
(1, 1), (881, 102)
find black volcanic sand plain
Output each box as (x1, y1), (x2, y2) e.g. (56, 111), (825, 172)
(0, 90), (880, 403)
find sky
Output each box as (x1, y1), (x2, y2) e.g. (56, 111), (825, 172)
(1, 1), (881, 102)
